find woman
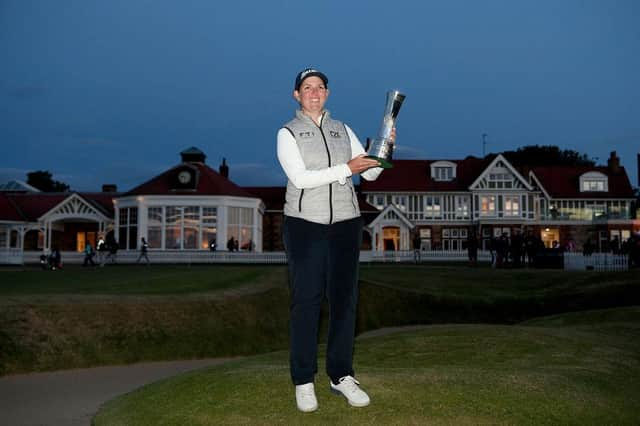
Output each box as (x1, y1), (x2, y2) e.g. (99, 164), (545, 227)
(277, 68), (392, 412)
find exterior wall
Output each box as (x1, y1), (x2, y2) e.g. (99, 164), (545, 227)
(115, 195), (263, 252)
(361, 179), (635, 254)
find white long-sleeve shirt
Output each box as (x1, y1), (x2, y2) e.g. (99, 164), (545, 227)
(277, 123), (382, 189)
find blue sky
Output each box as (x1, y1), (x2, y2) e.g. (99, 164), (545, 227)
(1, 0), (639, 191)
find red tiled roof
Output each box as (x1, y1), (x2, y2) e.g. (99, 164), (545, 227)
(357, 191), (380, 225)
(244, 187), (285, 211)
(360, 158), (490, 192)
(530, 166), (635, 199)
(4, 192), (118, 221)
(81, 193), (118, 216)
(126, 163), (254, 198)
(0, 193), (25, 221)
(8, 193), (68, 221)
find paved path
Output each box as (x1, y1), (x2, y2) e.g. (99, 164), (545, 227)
(0, 325), (418, 426)
(0, 358), (228, 426)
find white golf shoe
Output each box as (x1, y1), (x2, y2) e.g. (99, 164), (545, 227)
(330, 376), (370, 407)
(295, 382), (318, 412)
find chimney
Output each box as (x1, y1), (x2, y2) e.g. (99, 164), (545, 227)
(102, 184), (117, 193)
(607, 151), (620, 174)
(219, 158), (229, 179)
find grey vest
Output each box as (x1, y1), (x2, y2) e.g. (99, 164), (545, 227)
(282, 110), (360, 224)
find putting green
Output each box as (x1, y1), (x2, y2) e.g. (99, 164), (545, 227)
(94, 306), (640, 425)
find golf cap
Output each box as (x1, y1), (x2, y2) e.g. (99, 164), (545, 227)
(294, 68), (328, 91)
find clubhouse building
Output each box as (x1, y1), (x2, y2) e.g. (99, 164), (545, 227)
(0, 148), (638, 263)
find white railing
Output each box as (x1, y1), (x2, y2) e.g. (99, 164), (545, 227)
(0, 248), (24, 265)
(564, 252), (629, 271)
(368, 250), (492, 263)
(11, 250), (628, 270)
(21, 250), (289, 265)
(16, 249), (493, 265)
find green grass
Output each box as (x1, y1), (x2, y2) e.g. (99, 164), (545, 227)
(2, 265), (640, 376)
(94, 306), (640, 425)
(0, 264), (286, 296)
(360, 264), (638, 300)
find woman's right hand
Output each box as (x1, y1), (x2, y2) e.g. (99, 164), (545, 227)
(348, 154), (381, 174)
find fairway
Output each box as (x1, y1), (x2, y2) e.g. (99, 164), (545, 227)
(93, 306), (640, 425)
(0, 264), (287, 296)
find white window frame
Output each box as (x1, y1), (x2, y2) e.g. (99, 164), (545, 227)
(579, 171), (608, 192)
(480, 195), (496, 217)
(504, 195), (520, 217)
(430, 161), (457, 182)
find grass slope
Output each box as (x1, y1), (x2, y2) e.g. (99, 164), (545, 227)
(94, 306), (640, 425)
(2, 265), (640, 375)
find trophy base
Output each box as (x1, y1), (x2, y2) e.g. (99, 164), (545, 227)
(365, 155), (393, 169)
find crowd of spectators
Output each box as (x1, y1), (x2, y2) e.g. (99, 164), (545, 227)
(466, 230), (640, 269)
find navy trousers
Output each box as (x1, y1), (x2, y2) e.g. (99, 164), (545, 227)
(282, 215), (362, 385)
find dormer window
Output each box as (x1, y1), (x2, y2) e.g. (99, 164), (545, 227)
(431, 161), (457, 181)
(579, 171), (608, 192)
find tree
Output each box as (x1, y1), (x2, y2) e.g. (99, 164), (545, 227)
(26, 170), (70, 192)
(486, 145), (596, 167)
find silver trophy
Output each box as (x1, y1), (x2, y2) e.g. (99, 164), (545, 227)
(366, 89), (406, 168)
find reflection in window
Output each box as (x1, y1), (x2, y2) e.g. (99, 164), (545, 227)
(202, 207), (217, 249)
(227, 207), (254, 250)
(148, 207), (162, 249)
(165, 207), (182, 249)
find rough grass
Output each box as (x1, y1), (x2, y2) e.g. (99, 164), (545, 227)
(93, 306), (640, 425)
(2, 265), (640, 376)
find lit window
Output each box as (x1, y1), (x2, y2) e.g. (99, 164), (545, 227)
(455, 196), (469, 219)
(424, 196), (442, 218)
(504, 196), (520, 217)
(480, 195), (496, 216)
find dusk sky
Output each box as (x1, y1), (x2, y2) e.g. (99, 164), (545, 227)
(1, 0), (639, 191)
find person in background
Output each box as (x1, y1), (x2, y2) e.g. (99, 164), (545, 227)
(582, 238), (595, 256)
(136, 237), (150, 265)
(467, 230), (479, 266)
(412, 232), (421, 264)
(83, 242), (95, 266)
(97, 235), (106, 266)
(277, 68), (391, 412)
(47, 246), (62, 270)
(105, 233), (118, 264)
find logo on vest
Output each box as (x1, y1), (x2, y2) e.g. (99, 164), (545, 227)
(329, 130), (342, 138)
(298, 131), (315, 138)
